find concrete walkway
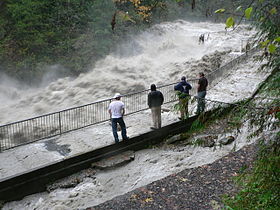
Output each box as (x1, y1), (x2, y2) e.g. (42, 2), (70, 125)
(0, 51), (269, 181)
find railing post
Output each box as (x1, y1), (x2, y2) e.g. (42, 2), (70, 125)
(109, 99), (112, 119)
(59, 112), (62, 135)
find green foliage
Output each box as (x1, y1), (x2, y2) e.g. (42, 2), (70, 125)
(251, 0), (280, 71)
(275, 37), (280, 42)
(216, 0), (279, 71)
(245, 7), (253, 19)
(215, 8), (225, 14)
(223, 137), (280, 210)
(269, 7), (277, 15)
(260, 71), (280, 100)
(222, 68), (280, 210)
(260, 39), (270, 48)
(190, 119), (205, 132)
(268, 44), (277, 53)
(173, 93), (191, 119)
(0, 0), (109, 81)
(226, 17), (235, 28)
(227, 104), (248, 128)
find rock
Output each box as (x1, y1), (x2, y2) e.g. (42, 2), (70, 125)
(150, 159), (158, 164)
(91, 151), (135, 170)
(203, 139), (215, 147)
(47, 178), (81, 192)
(68, 192), (79, 198)
(51, 205), (72, 210)
(46, 168), (96, 192)
(166, 134), (183, 144)
(219, 136), (235, 145)
(194, 135), (218, 147)
(161, 107), (170, 112)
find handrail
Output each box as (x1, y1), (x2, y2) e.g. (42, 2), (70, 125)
(0, 48), (258, 151)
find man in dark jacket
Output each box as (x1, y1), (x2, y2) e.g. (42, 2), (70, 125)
(196, 72), (208, 114)
(174, 76), (192, 119)
(148, 84), (164, 129)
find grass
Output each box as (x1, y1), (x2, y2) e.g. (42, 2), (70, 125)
(223, 136), (280, 210)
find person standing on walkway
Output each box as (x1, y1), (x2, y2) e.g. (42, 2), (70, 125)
(174, 76), (192, 119)
(108, 93), (129, 143)
(196, 72), (208, 114)
(148, 84), (164, 130)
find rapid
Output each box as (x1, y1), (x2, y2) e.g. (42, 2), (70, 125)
(0, 20), (255, 125)
(2, 19), (268, 210)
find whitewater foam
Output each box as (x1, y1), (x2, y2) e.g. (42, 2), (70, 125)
(0, 20), (256, 124)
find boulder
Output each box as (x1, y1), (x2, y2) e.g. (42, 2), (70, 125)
(161, 107), (171, 112)
(46, 168), (96, 192)
(219, 136), (235, 145)
(91, 150), (135, 170)
(193, 135), (218, 147)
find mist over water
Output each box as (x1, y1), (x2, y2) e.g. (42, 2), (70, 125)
(0, 20), (255, 124)
(0, 74), (32, 105)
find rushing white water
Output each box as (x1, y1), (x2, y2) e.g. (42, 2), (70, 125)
(2, 19), (272, 210)
(0, 20), (255, 125)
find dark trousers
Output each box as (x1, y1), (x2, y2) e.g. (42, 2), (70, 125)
(196, 91), (206, 114)
(111, 117), (128, 143)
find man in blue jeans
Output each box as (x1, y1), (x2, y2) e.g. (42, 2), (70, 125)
(108, 93), (129, 143)
(196, 72), (208, 114)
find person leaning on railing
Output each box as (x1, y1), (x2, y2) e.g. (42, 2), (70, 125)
(148, 84), (164, 130)
(108, 93), (129, 143)
(174, 76), (192, 120)
(196, 72), (208, 115)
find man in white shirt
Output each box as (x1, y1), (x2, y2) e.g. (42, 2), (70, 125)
(108, 93), (129, 143)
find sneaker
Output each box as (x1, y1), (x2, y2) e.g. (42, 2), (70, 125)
(150, 127), (157, 130)
(123, 137), (130, 141)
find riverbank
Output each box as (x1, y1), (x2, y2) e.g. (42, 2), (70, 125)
(89, 143), (258, 210)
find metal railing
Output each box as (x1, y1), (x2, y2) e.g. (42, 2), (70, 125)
(0, 48), (258, 151)
(207, 46), (259, 89)
(0, 80), (197, 151)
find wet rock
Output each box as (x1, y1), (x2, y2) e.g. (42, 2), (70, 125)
(46, 168), (96, 192)
(150, 159), (158, 164)
(219, 136), (235, 145)
(194, 135), (218, 147)
(161, 107), (170, 112)
(68, 192), (79, 198)
(91, 151), (135, 170)
(52, 205), (72, 210)
(166, 134), (184, 144)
